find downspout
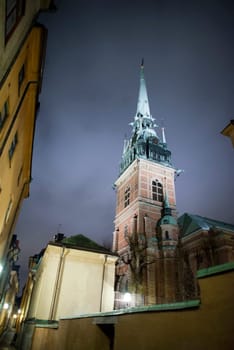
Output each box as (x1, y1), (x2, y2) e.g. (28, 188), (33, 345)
(49, 246), (65, 320)
(99, 255), (107, 312)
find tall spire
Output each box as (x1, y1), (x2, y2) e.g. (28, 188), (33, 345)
(119, 62), (173, 175)
(136, 59), (151, 118)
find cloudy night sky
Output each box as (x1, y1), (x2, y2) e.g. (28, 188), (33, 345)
(14, 0), (234, 286)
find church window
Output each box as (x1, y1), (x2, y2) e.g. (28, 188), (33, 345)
(165, 231), (169, 240)
(124, 187), (130, 207)
(152, 180), (163, 202)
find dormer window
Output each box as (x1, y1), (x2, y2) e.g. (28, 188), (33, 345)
(152, 180), (163, 202)
(124, 187), (130, 207)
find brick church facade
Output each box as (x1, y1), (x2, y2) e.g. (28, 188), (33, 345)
(113, 63), (234, 307)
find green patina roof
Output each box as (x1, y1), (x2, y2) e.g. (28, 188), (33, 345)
(157, 215), (177, 226)
(58, 234), (114, 255)
(178, 213), (234, 237)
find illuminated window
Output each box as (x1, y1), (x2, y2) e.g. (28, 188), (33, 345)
(5, 199), (13, 224)
(9, 132), (18, 160)
(0, 99), (9, 130)
(152, 180), (163, 202)
(5, 0), (25, 43)
(124, 187), (130, 207)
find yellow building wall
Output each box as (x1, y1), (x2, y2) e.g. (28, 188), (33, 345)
(0, 26), (47, 261)
(0, 0), (51, 81)
(30, 269), (234, 350)
(27, 245), (117, 321)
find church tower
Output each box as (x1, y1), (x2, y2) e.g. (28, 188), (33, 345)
(113, 62), (179, 305)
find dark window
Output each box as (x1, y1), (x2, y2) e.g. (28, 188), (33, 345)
(124, 225), (128, 237)
(124, 187), (130, 207)
(5, 0), (25, 43)
(9, 132), (18, 160)
(0, 99), (9, 130)
(152, 180), (163, 202)
(18, 63), (25, 92)
(165, 231), (169, 240)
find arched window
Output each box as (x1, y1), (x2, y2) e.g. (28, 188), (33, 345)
(165, 230), (169, 240)
(152, 180), (163, 202)
(124, 187), (130, 207)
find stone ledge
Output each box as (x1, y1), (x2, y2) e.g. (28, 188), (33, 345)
(61, 299), (200, 321)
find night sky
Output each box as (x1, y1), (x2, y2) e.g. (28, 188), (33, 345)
(15, 0), (234, 287)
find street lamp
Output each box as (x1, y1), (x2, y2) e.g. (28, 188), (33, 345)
(3, 302), (9, 310)
(123, 292), (131, 307)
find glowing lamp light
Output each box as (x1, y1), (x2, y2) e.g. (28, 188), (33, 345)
(13, 314), (17, 319)
(123, 292), (131, 303)
(0, 264), (3, 274)
(3, 303), (9, 310)
(17, 309), (21, 314)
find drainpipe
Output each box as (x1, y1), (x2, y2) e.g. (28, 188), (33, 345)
(49, 246), (66, 320)
(99, 255), (107, 312)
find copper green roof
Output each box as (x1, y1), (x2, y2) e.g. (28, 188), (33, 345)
(157, 215), (177, 226)
(178, 213), (234, 237)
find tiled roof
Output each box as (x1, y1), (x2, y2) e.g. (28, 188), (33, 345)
(60, 234), (115, 255)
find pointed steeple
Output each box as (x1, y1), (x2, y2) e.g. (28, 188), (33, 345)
(130, 61), (157, 140)
(156, 191), (178, 229)
(136, 59), (151, 118)
(161, 192), (172, 217)
(119, 62), (173, 175)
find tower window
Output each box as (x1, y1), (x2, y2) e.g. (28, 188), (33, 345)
(124, 187), (130, 207)
(152, 180), (163, 202)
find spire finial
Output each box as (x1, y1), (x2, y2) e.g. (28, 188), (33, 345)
(136, 59), (150, 118)
(164, 192), (170, 209)
(161, 126), (167, 144)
